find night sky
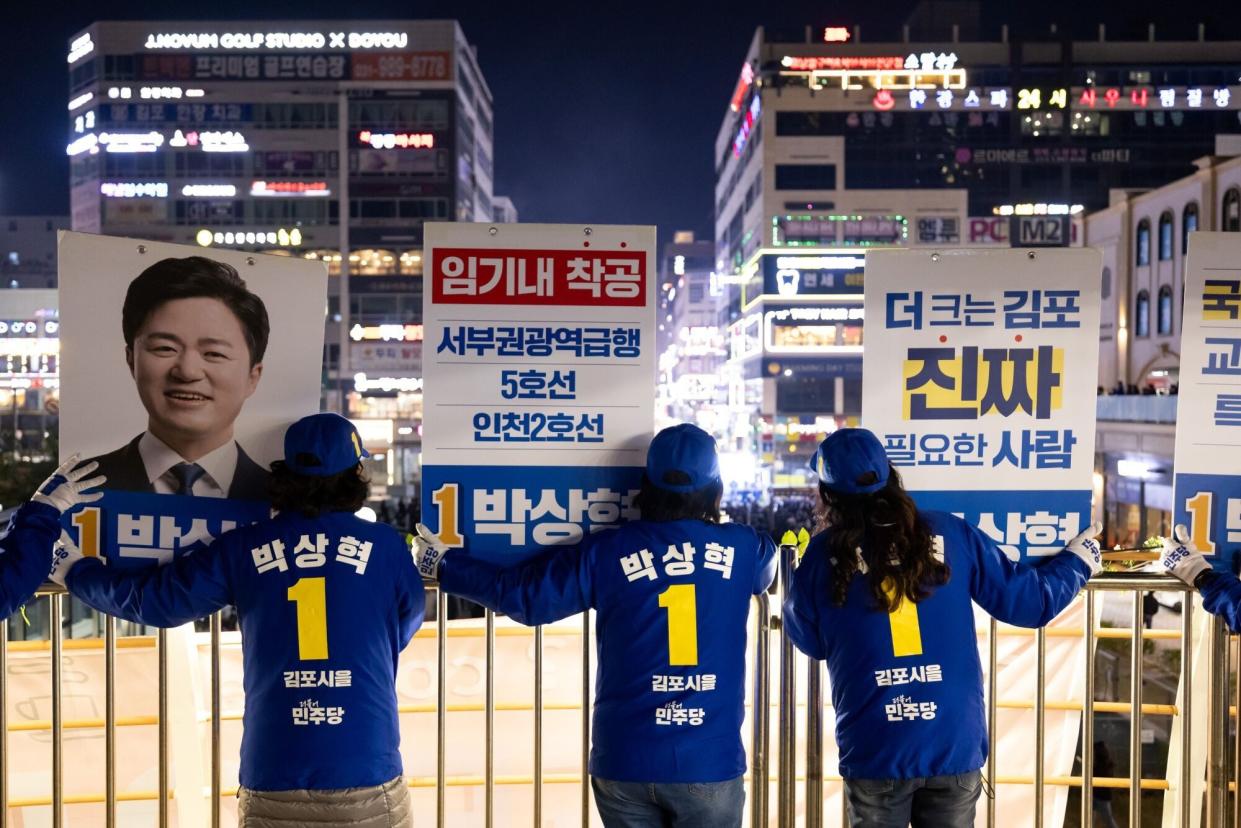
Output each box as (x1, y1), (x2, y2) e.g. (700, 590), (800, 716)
(2, 0), (1238, 245)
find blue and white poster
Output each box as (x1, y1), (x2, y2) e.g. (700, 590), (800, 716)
(420, 222), (656, 564)
(862, 247), (1102, 561)
(58, 230), (327, 567)
(1173, 233), (1241, 563)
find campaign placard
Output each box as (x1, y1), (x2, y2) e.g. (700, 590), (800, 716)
(862, 248), (1102, 560)
(58, 231), (327, 567)
(420, 223), (656, 563)
(1173, 233), (1241, 560)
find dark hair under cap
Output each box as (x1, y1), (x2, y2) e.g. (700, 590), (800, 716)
(122, 256), (270, 366)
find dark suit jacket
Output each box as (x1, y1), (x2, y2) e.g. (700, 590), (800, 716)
(82, 434), (271, 501)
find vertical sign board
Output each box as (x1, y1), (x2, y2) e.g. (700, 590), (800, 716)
(862, 248), (1101, 561)
(421, 223), (656, 564)
(1173, 233), (1241, 562)
(58, 231), (327, 567)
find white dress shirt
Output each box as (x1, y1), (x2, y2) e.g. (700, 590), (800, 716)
(138, 432), (238, 498)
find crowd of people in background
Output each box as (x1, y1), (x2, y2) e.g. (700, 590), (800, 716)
(1098, 381), (1179, 395)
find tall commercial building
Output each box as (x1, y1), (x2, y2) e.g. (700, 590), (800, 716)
(655, 232), (726, 431)
(714, 9), (1241, 487)
(66, 20), (509, 496)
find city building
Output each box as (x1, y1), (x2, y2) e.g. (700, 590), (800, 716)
(0, 216), (69, 289)
(66, 20), (511, 497)
(655, 232), (725, 431)
(714, 7), (1241, 491)
(0, 289), (60, 460)
(1085, 152), (1241, 548)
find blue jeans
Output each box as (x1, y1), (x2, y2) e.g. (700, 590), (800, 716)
(591, 775), (745, 828)
(844, 770), (982, 827)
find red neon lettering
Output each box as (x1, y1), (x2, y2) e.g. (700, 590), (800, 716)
(1130, 88), (1148, 107)
(1104, 88), (1120, 107)
(1079, 89), (1096, 108)
(873, 90), (896, 111)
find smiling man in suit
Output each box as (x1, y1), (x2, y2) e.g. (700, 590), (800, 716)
(82, 256), (271, 500)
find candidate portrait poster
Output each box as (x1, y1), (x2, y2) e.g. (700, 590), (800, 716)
(1173, 233), (1241, 562)
(58, 231), (327, 567)
(862, 247), (1103, 561)
(420, 222), (656, 564)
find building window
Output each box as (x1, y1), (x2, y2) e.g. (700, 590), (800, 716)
(1101, 267), (1111, 301)
(1157, 285), (1173, 335)
(1135, 290), (1150, 337)
(1135, 219), (1151, 266)
(1225, 188), (1241, 232)
(1182, 202), (1199, 255)
(774, 164), (837, 191)
(1158, 211), (1173, 261)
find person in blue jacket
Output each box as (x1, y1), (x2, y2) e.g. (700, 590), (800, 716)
(0, 455), (103, 618)
(783, 428), (1101, 828)
(52, 413), (424, 828)
(1159, 524), (1241, 629)
(415, 423), (777, 828)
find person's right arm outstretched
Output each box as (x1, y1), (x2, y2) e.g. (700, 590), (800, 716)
(965, 517), (1101, 627)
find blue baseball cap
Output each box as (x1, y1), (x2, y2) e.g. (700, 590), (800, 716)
(646, 423), (721, 493)
(284, 413), (370, 476)
(810, 428), (890, 494)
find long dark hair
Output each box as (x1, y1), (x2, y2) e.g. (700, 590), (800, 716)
(633, 472), (722, 523)
(814, 464), (948, 611)
(268, 461), (370, 518)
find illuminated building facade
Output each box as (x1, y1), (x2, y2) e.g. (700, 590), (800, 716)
(655, 233), (726, 431)
(67, 20), (509, 498)
(714, 18), (1241, 489)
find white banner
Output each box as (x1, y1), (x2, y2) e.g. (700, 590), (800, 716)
(1173, 233), (1241, 557)
(420, 222), (656, 562)
(862, 248), (1101, 559)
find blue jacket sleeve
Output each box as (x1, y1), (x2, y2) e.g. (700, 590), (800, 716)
(1200, 572), (1241, 633)
(963, 520), (1090, 627)
(0, 502), (61, 619)
(783, 552), (828, 660)
(438, 542), (594, 627)
(394, 533), (426, 649)
(754, 534), (778, 594)
(66, 535), (235, 627)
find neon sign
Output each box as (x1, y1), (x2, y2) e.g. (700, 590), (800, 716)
(784, 56), (904, 72)
(182, 184), (237, 197)
(196, 228), (304, 247)
(67, 33), (93, 64)
(67, 93), (93, 111)
(99, 131), (164, 153)
(358, 130), (434, 149)
(822, 27), (851, 42)
(729, 63), (755, 112)
(732, 95), (761, 157)
(169, 129), (249, 152)
(143, 31), (409, 50)
(872, 90), (895, 110)
(350, 323), (424, 342)
(100, 182), (168, 198)
(251, 181), (331, 197)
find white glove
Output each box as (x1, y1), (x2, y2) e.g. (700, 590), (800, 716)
(48, 531), (85, 587)
(1064, 522), (1104, 575)
(32, 455), (106, 514)
(413, 523), (450, 579)
(1160, 524), (1210, 586)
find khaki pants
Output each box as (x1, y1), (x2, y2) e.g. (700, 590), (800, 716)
(238, 774), (412, 827)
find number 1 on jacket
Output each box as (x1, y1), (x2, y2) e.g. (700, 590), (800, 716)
(883, 579), (923, 658)
(287, 577), (329, 660)
(658, 584), (699, 666)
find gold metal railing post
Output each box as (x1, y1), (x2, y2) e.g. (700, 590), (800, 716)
(157, 626), (169, 828)
(776, 544), (798, 828)
(436, 586), (447, 828)
(1082, 589), (1095, 828)
(534, 624), (543, 827)
(582, 610), (592, 828)
(805, 654), (823, 828)
(1129, 593), (1143, 827)
(105, 613), (116, 828)
(749, 591), (770, 828)
(484, 609), (495, 828)
(987, 616), (998, 828)
(210, 612), (221, 828)
(51, 594), (63, 828)
(1, 613), (8, 828)
(1180, 591), (1192, 828)
(1034, 626), (1046, 828)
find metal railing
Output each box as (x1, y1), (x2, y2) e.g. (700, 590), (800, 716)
(0, 581), (775, 828)
(9, 566), (1241, 826)
(780, 561), (1228, 827)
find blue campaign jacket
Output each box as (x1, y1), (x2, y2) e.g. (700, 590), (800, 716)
(1200, 572), (1241, 632)
(67, 510), (425, 791)
(438, 519), (778, 783)
(783, 510), (1090, 781)
(0, 502), (61, 619)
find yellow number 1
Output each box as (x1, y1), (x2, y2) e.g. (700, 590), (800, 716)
(658, 584), (699, 666)
(287, 577), (329, 661)
(1186, 491), (1217, 555)
(883, 579), (924, 658)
